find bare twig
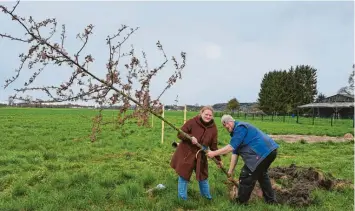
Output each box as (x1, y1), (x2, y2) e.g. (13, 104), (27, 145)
(1, 0), (186, 141)
(0, 1), (239, 185)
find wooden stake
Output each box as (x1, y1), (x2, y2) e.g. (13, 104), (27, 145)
(113, 112), (115, 129)
(161, 105), (165, 144)
(184, 105), (187, 124)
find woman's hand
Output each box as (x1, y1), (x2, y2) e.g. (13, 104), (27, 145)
(191, 136), (198, 145)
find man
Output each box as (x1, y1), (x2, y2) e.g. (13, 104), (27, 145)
(207, 114), (279, 204)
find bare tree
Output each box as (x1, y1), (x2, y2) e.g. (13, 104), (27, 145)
(0, 1), (236, 183)
(315, 92), (326, 103)
(8, 95), (14, 106)
(0, 1), (188, 141)
(338, 64), (354, 96)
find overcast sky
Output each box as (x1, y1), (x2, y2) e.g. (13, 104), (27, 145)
(0, 1), (353, 106)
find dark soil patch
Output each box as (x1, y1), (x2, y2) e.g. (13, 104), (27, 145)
(227, 164), (353, 207)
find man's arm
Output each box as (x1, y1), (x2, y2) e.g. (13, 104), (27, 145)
(228, 154), (239, 176)
(207, 144), (234, 158)
(207, 125), (248, 158)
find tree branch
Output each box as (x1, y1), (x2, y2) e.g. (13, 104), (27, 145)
(1, 0), (188, 142)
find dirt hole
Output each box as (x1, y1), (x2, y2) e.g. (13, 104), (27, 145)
(227, 164), (353, 207)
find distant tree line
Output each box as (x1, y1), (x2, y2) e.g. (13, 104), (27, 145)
(257, 65), (317, 115)
(4, 101), (208, 111)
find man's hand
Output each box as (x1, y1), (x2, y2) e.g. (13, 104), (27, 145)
(191, 136), (198, 145)
(227, 169), (235, 182)
(227, 169), (233, 178)
(207, 150), (217, 158)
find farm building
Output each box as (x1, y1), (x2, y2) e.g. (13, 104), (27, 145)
(297, 93), (354, 119)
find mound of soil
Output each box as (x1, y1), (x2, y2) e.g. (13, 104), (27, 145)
(269, 134), (354, 143)
(344, 133), (354, 139)
(227, 164), (353, 207)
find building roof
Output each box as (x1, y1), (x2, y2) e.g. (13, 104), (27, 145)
(327, 93), (354, 99)
(298, 102), (354, 108)
(338, 93), (354, 99)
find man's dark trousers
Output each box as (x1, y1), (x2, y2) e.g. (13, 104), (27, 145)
(236, 149), (278, 204)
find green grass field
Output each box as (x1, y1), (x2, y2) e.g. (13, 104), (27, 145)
(0, 107), (354, 211)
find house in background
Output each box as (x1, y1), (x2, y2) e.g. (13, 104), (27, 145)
(297, 93), (354, 119)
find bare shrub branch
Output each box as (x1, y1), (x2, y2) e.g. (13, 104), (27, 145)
(1, 0), (188, 141)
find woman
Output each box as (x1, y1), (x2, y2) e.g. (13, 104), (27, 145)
(170, 106), (222, 200)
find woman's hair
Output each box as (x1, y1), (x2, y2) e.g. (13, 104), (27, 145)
(200, 106), (214, 114)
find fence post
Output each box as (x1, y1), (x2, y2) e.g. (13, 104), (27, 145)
(161, 105), (165, 143)
(184, 105), (187, 124)
(113, 112), (115, 129)
(331, 113), (333, 127)
(312, 108), (315, 125)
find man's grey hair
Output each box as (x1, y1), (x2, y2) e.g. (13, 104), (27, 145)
(221, 114), (235, 125)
